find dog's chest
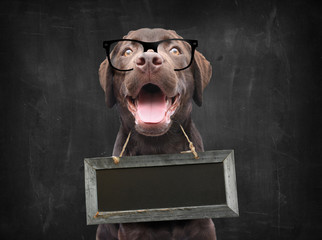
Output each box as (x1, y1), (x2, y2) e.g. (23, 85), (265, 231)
(128, 135), (189, 156)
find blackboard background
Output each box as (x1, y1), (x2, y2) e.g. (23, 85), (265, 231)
(1, 0), (321, 239)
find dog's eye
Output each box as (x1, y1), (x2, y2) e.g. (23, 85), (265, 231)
(123, 49), (133, 57)
(169, 47), (180, 55)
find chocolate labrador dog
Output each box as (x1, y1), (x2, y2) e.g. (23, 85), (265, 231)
(97, 28), (216, 240)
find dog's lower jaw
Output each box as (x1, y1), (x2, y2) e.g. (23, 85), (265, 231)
(134, 120), (173, 137)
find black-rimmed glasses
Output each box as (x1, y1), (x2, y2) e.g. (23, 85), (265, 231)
(103, 39), (198, 71)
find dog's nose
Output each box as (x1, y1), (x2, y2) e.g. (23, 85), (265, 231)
(135, 52), (163, 72)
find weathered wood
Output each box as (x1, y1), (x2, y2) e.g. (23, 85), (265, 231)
(84, 150), (238, 225)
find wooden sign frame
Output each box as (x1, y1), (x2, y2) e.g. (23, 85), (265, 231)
(84, 150), (238, 225)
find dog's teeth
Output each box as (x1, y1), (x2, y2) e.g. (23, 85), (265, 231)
(166, 98), (172, 108)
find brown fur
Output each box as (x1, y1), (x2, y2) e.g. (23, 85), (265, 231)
(97, 28), (215, 240)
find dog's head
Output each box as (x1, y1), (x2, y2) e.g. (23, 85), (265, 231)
(99, 28), (211, 136)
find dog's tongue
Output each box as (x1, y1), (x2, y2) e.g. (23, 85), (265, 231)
(137, 89), (167, 123)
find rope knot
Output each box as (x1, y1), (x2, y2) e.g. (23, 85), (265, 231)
(180, 124), (199, 159)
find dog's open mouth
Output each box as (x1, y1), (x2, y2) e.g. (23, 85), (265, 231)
(127, 84), (180, 125)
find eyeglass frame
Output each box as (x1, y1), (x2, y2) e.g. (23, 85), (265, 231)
(103, 38), (198, 72)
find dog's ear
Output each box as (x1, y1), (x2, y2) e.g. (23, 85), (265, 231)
(99, 58), (116, 108)
(193, 51), (212, 106)
(123, 30), (134, 38)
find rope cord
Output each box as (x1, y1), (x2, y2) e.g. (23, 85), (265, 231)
(111, 131), (132, 164)
(179, 124), (199, 159)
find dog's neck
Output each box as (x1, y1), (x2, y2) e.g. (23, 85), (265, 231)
(112, 118), (204, 156)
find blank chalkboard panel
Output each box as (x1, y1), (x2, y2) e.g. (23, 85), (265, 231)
(84, 150), (238, 224)
(96, 163), (226, 211)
